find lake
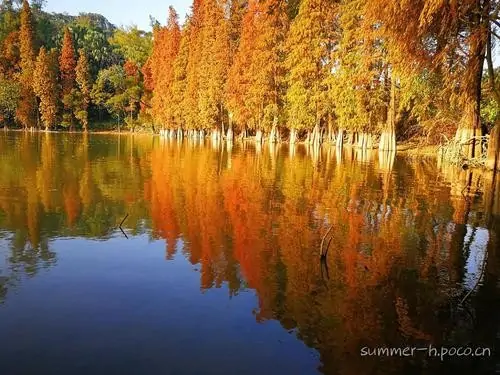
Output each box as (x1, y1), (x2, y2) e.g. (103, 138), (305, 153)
(0, 131), (498, 375)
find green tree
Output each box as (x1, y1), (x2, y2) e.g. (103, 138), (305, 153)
(75, 48), (91, 131)
(0, 75), (20, 126)
(109, 26), (152, 67)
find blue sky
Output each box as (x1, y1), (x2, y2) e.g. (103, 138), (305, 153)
(44, 0), (190, 31)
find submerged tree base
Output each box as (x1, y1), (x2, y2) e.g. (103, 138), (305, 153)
(486, 125), (500, 171)
(438, 134), (489, 168)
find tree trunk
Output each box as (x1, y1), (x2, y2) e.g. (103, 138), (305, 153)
(255, 128), (263, 144)
(269, 117), (278, 144)
(487, 124), (500, 171)
(289, 128), (297, 145)
(379, 77), (397, 152)
(455, 12), (486, 159)
(327, 113), (334, 144)
(226, 124), (234, 143)
(336, 128), (344, 149)
(312, 122), (321, 147)
(239, 126), (247, 141)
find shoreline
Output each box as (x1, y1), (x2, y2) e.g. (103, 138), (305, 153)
(2, 127), (441, 157)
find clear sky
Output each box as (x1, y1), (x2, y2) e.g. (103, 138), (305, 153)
(44, 0), (190, 31)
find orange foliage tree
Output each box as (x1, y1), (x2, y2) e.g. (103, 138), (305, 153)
(33, 47), (59, 130)
(16, 0), (37, 130)
(59, 27), (77, 129)
(150, 6), (181, 131)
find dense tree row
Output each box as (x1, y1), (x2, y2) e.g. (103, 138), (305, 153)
(142, 0), (500, 167)
(2, 1), (500, 167)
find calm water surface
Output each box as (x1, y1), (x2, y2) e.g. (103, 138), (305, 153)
(0, 131), (498, 375)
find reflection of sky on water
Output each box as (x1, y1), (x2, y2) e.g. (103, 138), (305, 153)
(462, 226), (489, 291)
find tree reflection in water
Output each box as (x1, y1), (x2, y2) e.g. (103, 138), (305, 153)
(0, 131), (497, 374)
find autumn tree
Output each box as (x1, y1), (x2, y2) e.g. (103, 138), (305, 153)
(332, 0), (386, 151)
(285, 0), (336, 145)
(16, 0), (37, 130)
(75, 48), (91, 131)
(150, 6), (181, 132)
(365, 0), (497, 158)
(226, 2), (252, 139)
(228, 0), (247, 56)
(227, 0), (287, 143)
(0, 30), (20, 76)
(0, 1), (20, 77)
(33, 47), (58, 130)
(183, 0), (203, 132)
(170, 24), (190, 131)
(198, 0), (230, 140)
(59, 27), (77, 129)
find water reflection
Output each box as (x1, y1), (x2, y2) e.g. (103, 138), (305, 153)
(0, 131), (498, 374)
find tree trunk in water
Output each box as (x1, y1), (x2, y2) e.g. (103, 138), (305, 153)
(312, 122), (321, 147)
(255, 129), (263, 144)
(239, 127), (247, 141)
(455, 14), (486, 159)
(336, 128), (344, 149)
(226, 124), (234, 144)
(347, 132), (354, 146)
(177, 127), (183, 140)
(487, 124), (500, 171)
(327, 114), (334, 144)
(289, 128), (297, 145)
(380, 77), (397, 152)
(366, 133), (373, 149)
(305, 130), (311, 145)
(269, 117), (278, 144)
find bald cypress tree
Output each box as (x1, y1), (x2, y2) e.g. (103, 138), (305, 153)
(184, 0), (203, 133)
(150, 7), (181, 132)
(198, 0), (230, 140)
(60, 27), (77, 130)
(285, 0), (336, 145)
(33, 47), (58, 130)
(16, 0), (37, 130)
(365, 0), (495, 158)
(75, 49), (91, 132)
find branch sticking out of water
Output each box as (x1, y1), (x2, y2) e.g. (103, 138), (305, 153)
(118, 213), (129, 239)
(458, 250), (488, 306)
(320, 225), (334, 259)
(120, 213), (129, 228)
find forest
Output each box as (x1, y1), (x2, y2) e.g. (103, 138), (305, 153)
(1, 0), (500, 169)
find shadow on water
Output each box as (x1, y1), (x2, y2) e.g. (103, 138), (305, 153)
(0, 131), (498, 374)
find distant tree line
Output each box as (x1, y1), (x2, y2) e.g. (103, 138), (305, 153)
(0, 0), (152, 131)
